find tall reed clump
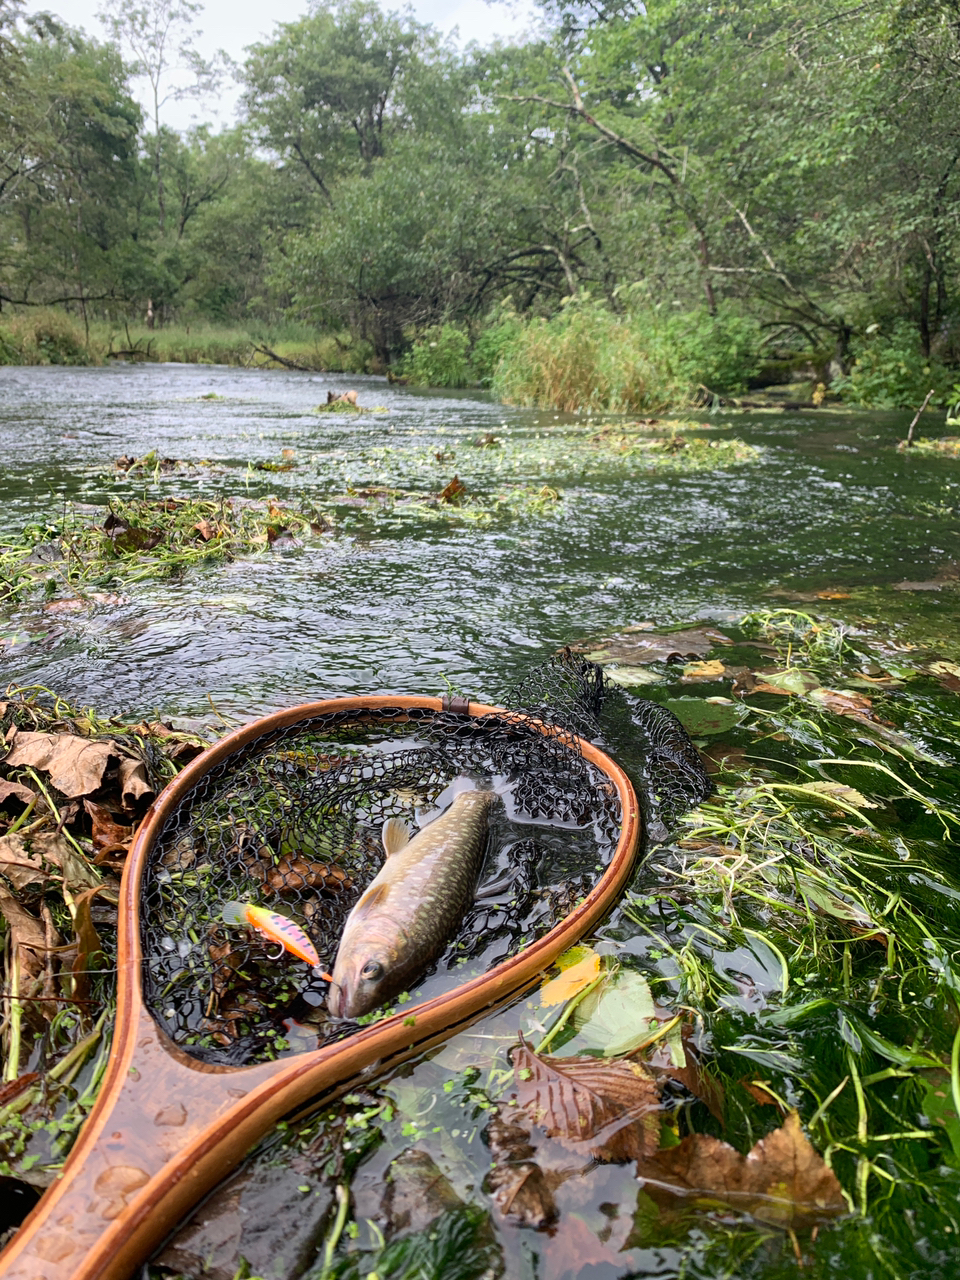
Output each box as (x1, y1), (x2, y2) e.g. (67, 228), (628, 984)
(491, 300), (678, 413)
(491, 300), (764, 413)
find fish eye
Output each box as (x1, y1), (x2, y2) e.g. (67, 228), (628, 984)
(361, 960), (384, 982)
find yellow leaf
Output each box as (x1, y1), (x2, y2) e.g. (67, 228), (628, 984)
(540, 949), (602, 1007)
(930, 661), (960, 679)
(682, 660), (726, 681)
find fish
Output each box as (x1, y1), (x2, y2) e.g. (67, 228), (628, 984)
(328, 788), (499, 1020)
(221, 900), (328, 973)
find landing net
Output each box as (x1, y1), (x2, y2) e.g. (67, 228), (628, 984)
(141, 654), (710, 1067)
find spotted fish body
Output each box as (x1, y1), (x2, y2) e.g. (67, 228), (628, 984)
(329, 789), (498, 1019)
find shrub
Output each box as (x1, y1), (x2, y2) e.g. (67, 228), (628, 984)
(1, 310), (95, 365)
(833, 322), (954, 408)
(400, 325), (471, 387)
(488, 299), (764, 412)
(469, 305), (524, 387)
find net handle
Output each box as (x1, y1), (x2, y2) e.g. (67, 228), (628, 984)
(0, 697), (640, 1280)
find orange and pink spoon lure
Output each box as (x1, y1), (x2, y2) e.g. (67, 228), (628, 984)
(221, 901), (332, 978)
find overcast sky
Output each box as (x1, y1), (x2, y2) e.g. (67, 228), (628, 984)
(39, 0), (540, 130)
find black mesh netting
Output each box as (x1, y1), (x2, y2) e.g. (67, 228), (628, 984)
(141, 653), (710, 1067)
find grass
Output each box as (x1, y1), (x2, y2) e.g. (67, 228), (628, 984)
(0, 495), (331, 609)
(901, 436), (960, 457)
(0, 310), (376, 373)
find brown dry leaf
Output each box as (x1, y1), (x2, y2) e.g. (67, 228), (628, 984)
(382, 1149), (464, 1237)
(3, 732), (117, 798)
(486, 1108), (561, 1228)
(0, 1073), (39, 1109)
(117, 756), (153, 809)
(807, 687), (880, 722)
(193, 519), (217, 541)
(640, 1111), (846, 1228)
(0, 833), (54, 891)
(83, 800), (134, 855)
(0, 893), (47, 981)
(651, 1032), (726, 1123)
(579, 627), (731, 665)
(70, 885), (108, 1003)
(438, 475), (466, 503)
(30, 831), (100, 892)
(740, 1079), (783, 1108)
(0, 779), (36, 811)
(512, 1042), (662, 1163)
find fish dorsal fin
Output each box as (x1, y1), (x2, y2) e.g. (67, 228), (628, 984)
(382, 817), (411, 857)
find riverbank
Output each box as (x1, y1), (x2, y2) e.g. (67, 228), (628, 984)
(1, 306), (957, 417)
(0, 312), (374, 375)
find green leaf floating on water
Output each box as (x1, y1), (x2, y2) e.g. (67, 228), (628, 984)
(602, 665), (664, 687)
(572, 970), (683, 1062)
(663, 698), (743, 737)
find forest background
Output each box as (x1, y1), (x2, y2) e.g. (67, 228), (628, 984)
(2, 0), (960, 413)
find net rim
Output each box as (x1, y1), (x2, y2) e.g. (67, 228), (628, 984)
(122, 695), (641, 1067)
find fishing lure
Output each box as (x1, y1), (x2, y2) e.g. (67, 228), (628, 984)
(222, 900), (329, 974)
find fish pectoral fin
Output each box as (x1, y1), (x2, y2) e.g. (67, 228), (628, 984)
(382, 817), (411, 857)
(352, 882), (390, 917)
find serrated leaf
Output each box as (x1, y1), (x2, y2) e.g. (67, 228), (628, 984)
(511, 1042), (661, 1162)
(572, 969), (659, 1056)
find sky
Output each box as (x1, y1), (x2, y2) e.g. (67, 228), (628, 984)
(39, 0), (540, 130)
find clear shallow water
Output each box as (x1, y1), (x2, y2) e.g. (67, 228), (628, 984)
(1, 363), (958, 723)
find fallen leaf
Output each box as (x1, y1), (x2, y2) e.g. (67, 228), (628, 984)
(740, 1079), (783, 1108)
(438, 475), (466, 504)
(117, 757), (153, 810)
(577, 627), (731, 665)
(739, 669), (821, 696)
(662, 698), (742, 737)
(0, 893), (46, 981)
(929, 660), (960, 679)
(681, 660), (727, 681)
(382, 1149), (464, 1237)
(807, 687), (880, 721)
(540, 948), (602, 1007)
(800, 781), (879, 809)
(654, 1032), (726, 1122)
(83, 800), (134, 855)
(0, 1074), (39, 1109)
(3, 733), (117, 798)
(512, 1042), (662, 1163)
(794, 873), (882, 932)
(572, 970), (662, 1057)
(193, 519), (217, 541)
(602, 665), (663, 687)
(0, 834), (53, 891)
(486, 1108), (561, 1228)
(639, 1111), (846, 1227)
(70, 885), (108, 1003)
(0, 780), (36, 811)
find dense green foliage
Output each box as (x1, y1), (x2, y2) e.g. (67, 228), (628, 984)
(2, 0), (960, 404)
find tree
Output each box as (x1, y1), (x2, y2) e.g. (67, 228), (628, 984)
(97, 0), (226, 232)
(242, 0), (433, 206)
